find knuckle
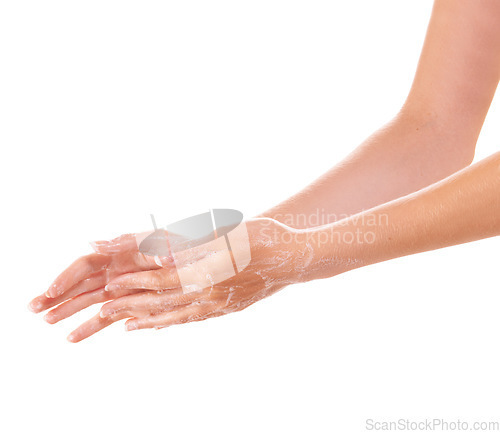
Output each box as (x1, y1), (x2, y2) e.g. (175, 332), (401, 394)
(77, 255), (93, 271)
(151, 271), (165, 288)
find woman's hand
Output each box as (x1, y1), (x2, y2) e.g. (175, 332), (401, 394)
(29, 218), (307, 342)
(28, 233), (168, 326)
(98, 218), (306, 326)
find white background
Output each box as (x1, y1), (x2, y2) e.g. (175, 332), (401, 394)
(1, 1), (499, 433)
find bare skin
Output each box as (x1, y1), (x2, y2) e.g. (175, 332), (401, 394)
(29, 0), (500, 341)
(261, 0), (500, 227)
(298, 151), (500, 281)
(30, 219), (302, 342)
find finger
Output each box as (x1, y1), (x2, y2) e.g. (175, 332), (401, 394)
(90, 233), (138, 255)
(67, 311), (131, 343)
(100, 289), (198, 318)
(105, 268), (180, 292)
(46, 254), (111, 298)
(125, 302), (217, 331)
(29, 272), (108, 313)
(44, 286), (146, 324)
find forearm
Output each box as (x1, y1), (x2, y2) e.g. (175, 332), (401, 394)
(260, 110), (476, 228)
(260, 0), (500, 229)
(297, 151), (500, 282)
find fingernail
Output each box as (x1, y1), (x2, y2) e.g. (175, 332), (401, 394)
(67, 334), (77, 343)
(28, 301), (39, 313)
(91, 240), (122, 254)
(90, 240), (115, 253)
(105, 283), (120, 292)
(43, 313), (53, 323)
(92, 240), (109, 246)
(104, 283), (117, 292)
(46, 284), (59, 298)
(125, 322), (138, 331)
(100, 309), (114, 318)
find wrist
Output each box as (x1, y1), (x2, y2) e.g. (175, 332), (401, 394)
(291, 222), (373, 284)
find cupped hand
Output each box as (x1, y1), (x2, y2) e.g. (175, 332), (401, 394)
(93, 218), (305, 336)
(28, 232), (171, 340)
(29, 219), (308, 342)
